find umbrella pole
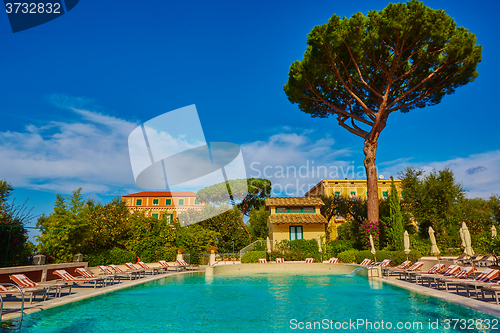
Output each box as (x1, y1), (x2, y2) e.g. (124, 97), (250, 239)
(470, 256), (476, 277)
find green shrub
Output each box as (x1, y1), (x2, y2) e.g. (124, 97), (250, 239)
(271, 239), (320, 261)
(389, 250), (422, 266)
(241, 250), (267, 263)
(135, 246), (177, 263)
(337, 249), (358, 263)
(334, 249), (422, 266)
(85, 247), (136, 266)
(269, 250), (283, 261)
(324, 240), (358, 258)
(253, 241), (267, 251)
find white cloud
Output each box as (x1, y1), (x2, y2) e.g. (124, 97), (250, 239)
(0, 98), (138, 194)
(241, 130), (357, 196)
(378, 151), (500, 199)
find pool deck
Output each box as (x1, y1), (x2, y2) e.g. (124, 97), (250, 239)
(377, 276), (500, 318)
(1, 266), (202, 323)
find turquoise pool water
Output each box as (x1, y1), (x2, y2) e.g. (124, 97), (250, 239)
(3, 273), (497, 332)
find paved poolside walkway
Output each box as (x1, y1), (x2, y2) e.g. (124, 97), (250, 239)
(1, 267), (202, 323)
(377, 276), (500, 318)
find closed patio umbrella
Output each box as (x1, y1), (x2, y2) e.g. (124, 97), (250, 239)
(462, 222), (476, 272)
(369, 234), (377, 262)
(492, 225), (497, 239)
(429, 227), (440, 264)
(266, 236), (271, 254)
(404, 230), (410, 261)
(462, 222), (475, 260)
(459, 226), (466, 248)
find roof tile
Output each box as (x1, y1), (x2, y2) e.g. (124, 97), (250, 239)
(268, 213), (327, 224)
(265, 197), (324, 207)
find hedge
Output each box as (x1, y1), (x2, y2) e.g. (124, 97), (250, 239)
(84, 247), (136, 266)
(241, 251), (267, 263)
(337, 249), (422, 266)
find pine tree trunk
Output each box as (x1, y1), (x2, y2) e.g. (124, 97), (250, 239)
(363, 139), (379, 223)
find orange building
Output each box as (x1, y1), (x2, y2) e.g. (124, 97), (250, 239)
(122, 191), (203, 222)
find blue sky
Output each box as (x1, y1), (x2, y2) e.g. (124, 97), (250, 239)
(1, 0), (499, 231)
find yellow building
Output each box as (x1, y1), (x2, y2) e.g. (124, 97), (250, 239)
(304, 178), (402, 240)
(305, 178), (402, 200)
(265, 197), (327, 246)
(122, 191), (203, 222)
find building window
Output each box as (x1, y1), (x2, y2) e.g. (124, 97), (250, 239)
(334, 191), (340, 196)
(136, 199), (142, 206)
(276, 207), (288, 213)
(302, 207), (315, 213)
(289, 207), (301, 213)
(153, 199), (159, 205)
(350, 192), (356, 197)
(166, 214), (174, 223)
(178, 199), (184, 205)
(289, 226), (303, 240)
(152, 213), (159, 219)
(166, 199), (172, 205)
(382, 191), (388, 198)
(195, 199), (200, 205)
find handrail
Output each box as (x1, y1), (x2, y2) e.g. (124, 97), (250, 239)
(0, 293), (3, 322)
(0, 283), (25, 326)
(239, 240), (267, 258)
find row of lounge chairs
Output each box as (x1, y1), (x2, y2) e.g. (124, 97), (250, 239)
(384, 261), (500, 304)
(0, 260), (199, 305)
(455, 253), (497, 267)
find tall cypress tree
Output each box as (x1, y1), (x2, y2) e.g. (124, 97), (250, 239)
(388, 178), (404, 250)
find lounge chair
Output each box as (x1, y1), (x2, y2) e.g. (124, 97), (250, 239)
(359, 259), (372, 266)
(480, 281), (500, 304)
(159, 260), (180, 272)
(454, 253), (468, 265)
(475, 254), (495, 267)
(460, 253), (482, 266)
(75, 267), (116, 286)
(9, 274), (71, 298)
(419, 264), (461, 288)
(258, 259), (268, 263)
(383, 260), (412, 277)
(456, 268), (500, 298)
(275, 258), (285, 263)
(305, 258), (315, 263)
(124, 263), (146, 277)
(109, 264), (142, 279)
(138, 262), (160, 275)
(375, 259), (392, 267)
(0, 283), (47, 304)
(98, 265), (132, 281)
(413, 264), (446, 286)
(327, 258), (339, 264)
(435, 267), (477, 291)
(399, 262), (424, 281)
(54, 270), (105, 288)
(176, 259), (199, 270)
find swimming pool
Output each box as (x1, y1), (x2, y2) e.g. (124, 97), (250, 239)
(4, 272), (497, 332)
